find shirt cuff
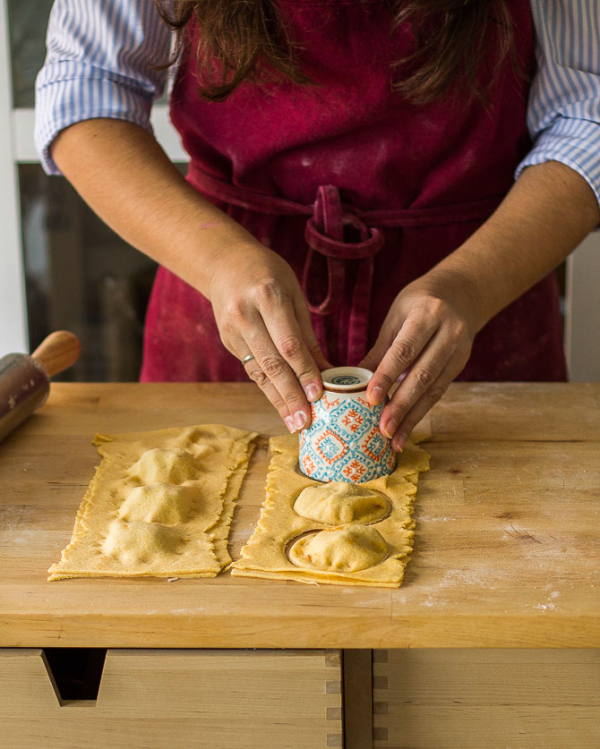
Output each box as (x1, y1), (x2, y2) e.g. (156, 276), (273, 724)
(35, 69), (156, 175)
(515, 116), (600, 212)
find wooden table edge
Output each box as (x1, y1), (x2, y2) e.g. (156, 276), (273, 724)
(2, 614), (599, 649)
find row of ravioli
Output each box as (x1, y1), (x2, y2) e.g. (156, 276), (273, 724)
(287, 481), (393, 574)
(102, 447), (205, 565)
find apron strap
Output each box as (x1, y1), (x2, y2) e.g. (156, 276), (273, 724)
(302, 186), (385, 362)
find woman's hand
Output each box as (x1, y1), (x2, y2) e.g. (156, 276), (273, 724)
(359, 161), (600, 450)
(207, 241), (332, 433)
(51, 121), (330, 431)
(360, 270), (484, 450)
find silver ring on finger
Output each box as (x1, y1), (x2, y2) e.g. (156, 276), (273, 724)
(241, 353), (255, 366)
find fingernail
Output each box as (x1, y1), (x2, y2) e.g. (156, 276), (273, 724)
(393, 432), (407, 451)
(369, 386), (384, 405)
(285, 416), (296, 433)
(383, 420), (396, 440)
(293, 410), (307, 430)
(305, 383), (319, 402)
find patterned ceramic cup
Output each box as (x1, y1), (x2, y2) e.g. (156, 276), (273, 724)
(298, 366), (397, 484)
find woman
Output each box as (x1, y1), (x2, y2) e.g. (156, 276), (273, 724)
(36, 1), (600, 449)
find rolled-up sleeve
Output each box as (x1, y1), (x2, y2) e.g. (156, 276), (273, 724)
(35, 0), (172, 175)
(516, 0), (600, 208)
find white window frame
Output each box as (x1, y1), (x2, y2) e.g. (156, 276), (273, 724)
(0, 0), (27, 353)
(565, 237), (600, 381)
(1, 5), (599, 380)
(0, 0), (187, 355)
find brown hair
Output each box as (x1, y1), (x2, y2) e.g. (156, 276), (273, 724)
(156, 0), (516, 105)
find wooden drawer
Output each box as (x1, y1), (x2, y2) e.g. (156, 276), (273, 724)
(0, 648), (342, 748)
(373, 649), (600, 748)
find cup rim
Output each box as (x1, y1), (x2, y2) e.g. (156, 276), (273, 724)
(321, 366), (373, 392)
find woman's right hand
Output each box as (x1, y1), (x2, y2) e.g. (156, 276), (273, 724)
(49, 119), (330, 430)
(207, 241), (332, 433)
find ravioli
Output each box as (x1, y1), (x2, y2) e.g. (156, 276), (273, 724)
(118, 483), (200, 525)
(127, 447), (199, 484)
(288, 525), (389, 572)
(102, 519), (186, 565)
(293, 483), (390, 525)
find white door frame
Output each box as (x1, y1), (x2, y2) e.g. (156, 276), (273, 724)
(0, 0), (28, 353)
(565, 234), (600, 382)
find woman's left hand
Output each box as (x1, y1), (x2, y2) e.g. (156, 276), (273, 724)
(359, 270), (484, 451)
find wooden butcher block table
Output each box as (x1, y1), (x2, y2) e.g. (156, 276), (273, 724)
(1, 383), (599, 749)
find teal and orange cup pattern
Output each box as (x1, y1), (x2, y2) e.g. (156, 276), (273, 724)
(298, 367), (397, 484)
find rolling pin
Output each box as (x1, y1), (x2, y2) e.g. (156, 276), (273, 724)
(0, 331), (81, 442)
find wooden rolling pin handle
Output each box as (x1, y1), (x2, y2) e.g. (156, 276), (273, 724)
(31, 331), (82, 378)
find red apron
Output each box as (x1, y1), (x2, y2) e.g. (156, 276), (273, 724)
(141, 0), (567, 383)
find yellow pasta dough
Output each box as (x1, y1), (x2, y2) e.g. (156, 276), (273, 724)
(48, 423), (257, 581)
(289, 525), (389, 572)
(127, 447), (201, 484)
(102, 519), (186, 565)
(231, 434), (430, 587)
(118, 483), (200, 525)
(293, 483), (389, 525)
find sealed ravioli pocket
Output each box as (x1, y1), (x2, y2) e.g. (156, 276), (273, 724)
(293, 483), (391, 525)
(288, 525), (389, 572)
(118, 483), (201, 525)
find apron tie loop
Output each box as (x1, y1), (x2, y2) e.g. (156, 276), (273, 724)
(302, 185), (385, 317)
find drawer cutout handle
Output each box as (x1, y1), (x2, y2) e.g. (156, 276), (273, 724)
(42, 648), (107, 707)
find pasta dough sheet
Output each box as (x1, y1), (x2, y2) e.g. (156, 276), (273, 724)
(231, 434), (430, 588)
(48, 424), (257, 581)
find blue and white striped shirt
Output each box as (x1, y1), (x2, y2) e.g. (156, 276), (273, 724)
(35, 0), (600, 207)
